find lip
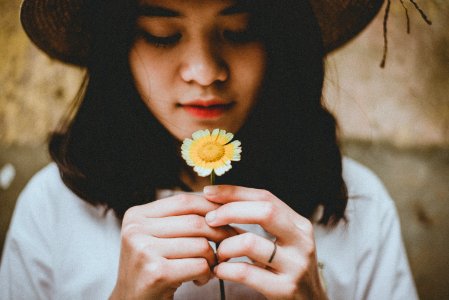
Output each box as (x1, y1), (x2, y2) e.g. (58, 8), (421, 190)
(180, 99), (235, 119)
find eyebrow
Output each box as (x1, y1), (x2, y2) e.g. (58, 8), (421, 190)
(138, 3), (250, 18)
(139, 5), (181, 17)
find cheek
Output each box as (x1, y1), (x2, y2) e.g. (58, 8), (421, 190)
(129, 48), (151, 98)
(233, 48), (267, 96)
(129, 43), (174, 99)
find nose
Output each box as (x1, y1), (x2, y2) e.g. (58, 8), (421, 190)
(179, 38), (228, 86)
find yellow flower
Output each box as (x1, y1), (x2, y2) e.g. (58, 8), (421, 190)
(181, 129), (242, 177)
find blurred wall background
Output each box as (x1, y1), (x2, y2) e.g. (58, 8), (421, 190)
(1, 0), (448, 299)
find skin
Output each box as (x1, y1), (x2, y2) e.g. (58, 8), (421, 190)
(129, 0), (266, 142)
(204, 185), (328, 300)
(111, 0), (327, 299)
(111, 194), (237, 299)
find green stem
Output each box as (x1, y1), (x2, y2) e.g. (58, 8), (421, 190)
(210, 171), (215, 185)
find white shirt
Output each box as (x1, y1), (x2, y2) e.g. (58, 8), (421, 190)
(0, 158), (418, 299)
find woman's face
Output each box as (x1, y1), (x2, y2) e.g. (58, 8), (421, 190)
(129, 0), (266, 140)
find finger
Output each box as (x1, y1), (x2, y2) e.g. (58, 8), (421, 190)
(203, 185), (282, 205)
(146, 214), (237, 242)
(193, 272), (215, 287)
(205, 201), (297, 241)
(204, 185), (314, 240)
(162, 258), (212, 286)
(155, 237), (217, 267)
(229, 225), (248, 235)
(217, 233), (284, 270)
(125, 193), (220, 219)
(214, 262), (287, 298)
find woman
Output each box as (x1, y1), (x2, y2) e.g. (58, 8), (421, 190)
(0, 0), (418, 299)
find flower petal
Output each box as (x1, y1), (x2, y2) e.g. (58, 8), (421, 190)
(192, 129), (210, 140)
(214, 164), (232, 176)
(181, 129), (242, 177)
(211, 128), (220, 140)
(194, 166), (212, 177)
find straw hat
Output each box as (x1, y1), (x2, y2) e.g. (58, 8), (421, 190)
(20, 0), (384, 66)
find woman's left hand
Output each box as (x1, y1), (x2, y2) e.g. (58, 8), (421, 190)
(203, 185), (327, 300)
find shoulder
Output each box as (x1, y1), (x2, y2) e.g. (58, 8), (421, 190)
(21, 162), (68, 197)
(8, 162), (116, 249)
(342, 157), (394, 207)
(16, 163), (77, 211)
(340, 156), (397, 229)
(315, 161), (416, 299)
(315, 157), (400, 257)
(11, 163), (101, 232)
(342, 157), (389, 199)
(9, 164), (68, 232)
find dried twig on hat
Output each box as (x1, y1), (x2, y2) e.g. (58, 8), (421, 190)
(380, 0), (432, 68)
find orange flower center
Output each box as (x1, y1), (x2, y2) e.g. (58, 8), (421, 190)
(198, 142), (225, 162)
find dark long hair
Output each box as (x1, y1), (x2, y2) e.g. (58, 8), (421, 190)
(49, 0), (347, 225)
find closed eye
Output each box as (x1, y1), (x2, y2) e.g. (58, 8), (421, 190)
(140, 31), (181, 48)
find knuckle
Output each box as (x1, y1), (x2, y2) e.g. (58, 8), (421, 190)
(234, 263), (250, 282)
(137, 240), (155, 258)
(297, 222), (316, 255)
(197, 238), (211, 254)
(241, 233), (257, 252)
(120, 227), (140, 249)
(121, 222), (137, 237)
(259, 189), (273, 202)
(226, 185), (236, 194)
(135, 245), (150, 261)
(302, 218), (314, 234)
(121, 232), (156, 258)
(121, 231), (133, 247)
(196, 258), (210, 275)
(260, 201), (276, 222)
(191, 258), (211, 277)
(293, 218), (314, 240)
(303, 241), (316, 258)
(123, 206), (138, 222)
(145, 260), (168, 285)
(291, 260), (309, 281)
(176, 193), (191, 206)
(189, 215), (205, 230)
(283, 281), (299, 298)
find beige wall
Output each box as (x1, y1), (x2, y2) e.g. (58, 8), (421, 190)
(0, 0), (83, 145)
(1, 1), (448, 299)
(325, 1), (449, 148)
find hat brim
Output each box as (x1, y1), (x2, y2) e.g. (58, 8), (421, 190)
(20, 0), (90, 66)
(310, 0), (385, 52)
(20, 0), (385, 66)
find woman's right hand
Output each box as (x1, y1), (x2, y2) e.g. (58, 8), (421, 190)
(109, 193), (235, 300)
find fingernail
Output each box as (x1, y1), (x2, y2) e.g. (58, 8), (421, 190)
(205, 211), (216, 223)
(203, 185), (217, 196)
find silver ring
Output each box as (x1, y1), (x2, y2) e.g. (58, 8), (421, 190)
(268, 241), (277, 263)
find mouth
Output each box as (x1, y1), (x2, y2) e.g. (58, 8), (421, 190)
(179, 100), (235, 119)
